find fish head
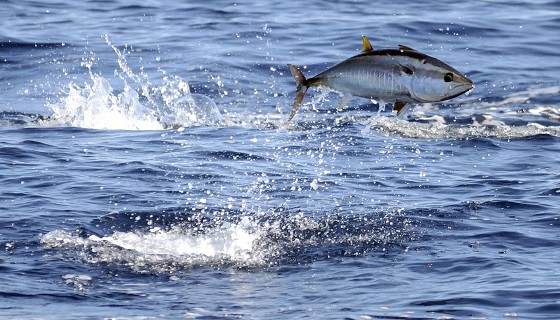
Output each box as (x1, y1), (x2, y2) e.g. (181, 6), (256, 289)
(408, 56), (474, 103)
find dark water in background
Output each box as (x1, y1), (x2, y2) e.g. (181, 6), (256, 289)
(1, 0), (560, 319)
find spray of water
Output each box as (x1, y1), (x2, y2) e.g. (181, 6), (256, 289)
(44, 36), (221, 130)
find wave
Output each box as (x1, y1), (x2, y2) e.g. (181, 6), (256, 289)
(362, 116), (560, 139)
(0, 40), (68, 50)
(41, 208), (412, 273)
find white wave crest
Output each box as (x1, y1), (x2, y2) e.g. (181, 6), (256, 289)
(362, 116), (560, 139)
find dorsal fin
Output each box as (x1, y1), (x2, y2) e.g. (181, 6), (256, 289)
(398, 44), (417, 52)
(362, 35), (373, 52)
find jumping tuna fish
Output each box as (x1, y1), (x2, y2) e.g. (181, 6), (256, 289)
(287, 36), (473, 121)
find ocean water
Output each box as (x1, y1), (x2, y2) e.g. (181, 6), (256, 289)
(1, 0), (560, 319)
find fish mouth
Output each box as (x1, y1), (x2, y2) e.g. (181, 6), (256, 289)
(444, 78), (474, 101)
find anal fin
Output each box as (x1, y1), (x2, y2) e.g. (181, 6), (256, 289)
(393, 100), (410, 118)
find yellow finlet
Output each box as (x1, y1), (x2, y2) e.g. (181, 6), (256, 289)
(362, 35), (373, 52)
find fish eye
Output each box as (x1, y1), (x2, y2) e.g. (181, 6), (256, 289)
(444, 73), (454, 82)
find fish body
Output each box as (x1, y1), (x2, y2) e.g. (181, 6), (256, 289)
(287, 36), (474, 121)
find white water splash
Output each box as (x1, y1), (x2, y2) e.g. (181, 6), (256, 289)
(43, 36), (221, 130)
(46, 74), (164, 130)
(89, 219), (257, 259)
(41, 209), (408, 273)
(41, 216), (264, 271)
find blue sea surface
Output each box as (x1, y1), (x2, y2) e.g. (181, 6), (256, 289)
(1, 1), (560, 319)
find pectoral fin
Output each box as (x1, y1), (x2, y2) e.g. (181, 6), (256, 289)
(399, 65), (414, 76)
(338, 93), (353, 111)
(393, 100), (410, 117)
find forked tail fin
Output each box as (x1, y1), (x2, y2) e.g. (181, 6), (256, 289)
(287, 64), (309, 121)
